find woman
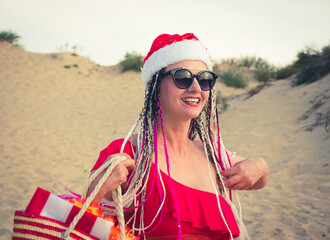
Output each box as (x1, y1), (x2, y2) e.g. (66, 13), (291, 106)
(88, 33), (269, 240)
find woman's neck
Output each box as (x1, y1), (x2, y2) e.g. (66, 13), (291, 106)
(156, 117), (192, 155)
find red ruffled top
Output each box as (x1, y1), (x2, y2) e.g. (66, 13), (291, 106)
(92, 139), (240, 240)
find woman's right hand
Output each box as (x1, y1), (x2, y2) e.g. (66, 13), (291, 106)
(87, 153), (135, 204)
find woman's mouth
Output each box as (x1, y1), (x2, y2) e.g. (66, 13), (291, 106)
(181, 97), (200, 104)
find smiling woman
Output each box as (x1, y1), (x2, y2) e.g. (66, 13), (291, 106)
(87, 33), (269, 240)
(159, 61), (211, 122)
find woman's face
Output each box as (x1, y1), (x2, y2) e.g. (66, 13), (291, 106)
(159, 60), (210, 121)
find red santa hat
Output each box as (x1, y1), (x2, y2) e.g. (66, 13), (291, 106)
(141, 33), (213, 89)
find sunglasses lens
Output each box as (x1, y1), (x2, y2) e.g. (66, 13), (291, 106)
(173, 69), (193, 89)
(198, 71), (215, 90)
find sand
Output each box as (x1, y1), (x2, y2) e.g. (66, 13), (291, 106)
(0, 42), (329, 239)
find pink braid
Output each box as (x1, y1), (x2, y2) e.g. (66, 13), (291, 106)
(216, 108), (225, 169)
(157, 97), (183, 240)
(225, 150), (233, 201)
(136, 118), (165, 237)
(207, 94), (225, 171)
(216, 108), (232, 201)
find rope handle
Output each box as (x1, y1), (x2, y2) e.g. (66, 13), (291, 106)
(62, 155), (127, 240)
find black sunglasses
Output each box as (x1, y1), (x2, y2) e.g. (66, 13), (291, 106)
(161, 68), (217, 91)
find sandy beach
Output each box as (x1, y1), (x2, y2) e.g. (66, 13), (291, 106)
(0, 42), (329, 239)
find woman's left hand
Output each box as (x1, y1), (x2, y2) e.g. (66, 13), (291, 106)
(220, 157), (269, 190)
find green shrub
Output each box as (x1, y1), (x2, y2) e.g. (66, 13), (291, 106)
(218, 42), (330, 85)
(221, 56), (276, 82)
(220, 66), (248, 88)
(119, 51), (143, 72)
(237, 56), (258, 69)
(254, 67), (267, 82)
(253, 58), (276, 82)
(294, 44), (330, 85)
(275, 64), (296, 80)
(0, 30), (21, 45)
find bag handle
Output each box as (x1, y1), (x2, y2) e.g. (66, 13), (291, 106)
(61, 155), (127, 240)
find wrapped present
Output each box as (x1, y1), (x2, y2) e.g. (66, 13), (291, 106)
(13, 156), (137, 240)
(13, 187), (114, 240)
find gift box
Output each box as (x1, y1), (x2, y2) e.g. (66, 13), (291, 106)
(13, 156), (137, 240)
(13, 187), (114, 240)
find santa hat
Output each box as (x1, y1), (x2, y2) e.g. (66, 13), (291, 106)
(141, 33), (213, 89)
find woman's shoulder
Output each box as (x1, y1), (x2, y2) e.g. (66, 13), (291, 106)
(91, 138), (135, 171)
(108, 138), (128, 148)
(106, 138), (136, 154)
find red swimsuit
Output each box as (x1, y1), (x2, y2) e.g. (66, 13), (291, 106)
(92, 139), (240, 240)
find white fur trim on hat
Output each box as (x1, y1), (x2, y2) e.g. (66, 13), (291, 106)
(141, 40), (213, 90)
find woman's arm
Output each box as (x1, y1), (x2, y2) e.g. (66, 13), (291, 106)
(220, 151), (269, 190)
(86, 153), (135, 204)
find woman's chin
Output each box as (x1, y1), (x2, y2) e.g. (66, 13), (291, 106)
(180, 111), (203, 120)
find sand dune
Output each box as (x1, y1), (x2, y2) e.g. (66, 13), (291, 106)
(0, 42), (329, 239)
(221, 75), (329, 239)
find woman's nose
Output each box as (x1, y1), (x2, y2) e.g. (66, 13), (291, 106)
(188, 77), (202, 91)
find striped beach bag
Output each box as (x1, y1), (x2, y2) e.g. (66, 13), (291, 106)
(13, 156), (135, 240)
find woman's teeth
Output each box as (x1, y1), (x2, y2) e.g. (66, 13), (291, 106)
(182, 98), (200, 103)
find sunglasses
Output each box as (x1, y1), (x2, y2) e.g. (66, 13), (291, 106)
(161, 68), (217, 91)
